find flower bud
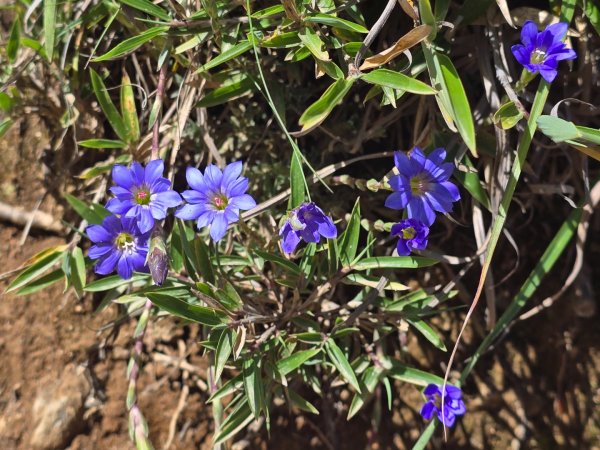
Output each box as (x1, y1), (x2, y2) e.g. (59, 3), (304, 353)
(146, 225), (169, 286)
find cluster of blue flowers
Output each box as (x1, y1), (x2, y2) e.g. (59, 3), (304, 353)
(87, 160), (255, 280)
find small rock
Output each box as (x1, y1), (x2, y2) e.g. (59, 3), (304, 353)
(29, 365), (90, 450)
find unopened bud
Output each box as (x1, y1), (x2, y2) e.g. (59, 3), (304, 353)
(146, 225), (169, 286)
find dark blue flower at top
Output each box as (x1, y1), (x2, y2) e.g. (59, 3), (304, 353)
(106, 159), (182, 234)
(391, 219), (428, 256)
(87, 215), (150, 280)
(420, 383), (466, 428)
(385, 148), (460, 226)
(511, 21), (576, 83)
(280, 202), (337, 254)
(175, 161), (256, 241)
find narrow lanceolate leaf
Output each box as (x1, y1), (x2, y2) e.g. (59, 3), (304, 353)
(84, 273), (149, 292)
(339, 198), (361, 265)
(288, 388), (319, 414)
(298, 26), (329, 61)
(70, 247), (86, 296)
(536, 115), (580, 142)
(212, 399), (254, 445)
(0, 118), (13, 139)
(406, 318), (447, 351)
(146, 292), (228, 326)
(43, 0), (57, 61)
(120, 0), (171, 21)
(304, 14), (368, 33)
(7, 19), (20, 63)
(16, 268), (64, 296)
(360, 69), (436, 95)
(423, 48), (477, 156)
(78, 138), (127, 149)
(289, 150), (305, 209)
(411, 421), (437, 450)
(6, 249), (65, 293)
(243, 356), (265, 419)
(92, 26), (168, 61)
(418, 0), (436, 38)
(298, 78), (354, 132)
(120, 71), (140, 143)
(276, 348), (321, 376)
(197, 76), (254, 108)
(359, 25), (432, 71)
(214, 329), (236, 382)
(199, 40), (253, 72)
(89, 69), (128, 141)
(64, 193), (111, 224)
(325, 339), (361, 393)
(352, 256), (437, 271)
(348, 365), (385, 419)
(385, 359), (443, 386)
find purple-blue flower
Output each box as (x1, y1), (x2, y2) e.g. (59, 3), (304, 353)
(420, 383), (466, 428)
(106, 159), (182, 234)
(279, 202), (337, 254)
(174, 161), (256, 241)
(511, 21), (576, 83)
(391, 219), (428, 256)
(87, 215), (150, 280)
(385, 148), (460, 226)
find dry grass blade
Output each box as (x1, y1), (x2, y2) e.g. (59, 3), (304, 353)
(359, 24), (432, 71)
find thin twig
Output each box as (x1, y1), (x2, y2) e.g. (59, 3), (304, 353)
(152, 62), (168, 161)
(353, 0), (397, 70)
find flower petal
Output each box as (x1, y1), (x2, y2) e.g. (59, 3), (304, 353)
(423, 384), (441, 397)
(420, 401), (436, 421)
(385, 191), (410, 210)
(406, 197), (436, 226)
(209, 213), (228, 241)
(181, 189), (207, 204)
(145, 159), (164, 185)
(539, 67), (558, 83)
(196, 210), (216, 229)
(130, 162), (145, 186)
(229, 194), (256, 210)
(393, 151), (413, 176)
(554, 47), (576, 61)
(316, 215), (337, 239)
(106, 198), (133, 215)
(204, 164), (223, 190)
(186, 167), (207, 192)
(221, 161), (243, 189)
(112, 165), (134, 189)
(511, 44), (531, 67)
(409, 147), (427, 173)
(396, 239), (411, 256)
(226, 177), (249, 197)
(89, 244), (112, 260)
(136, 208), (155, 233)
(546, 21), (568, 43)
(86, 224), (113, 243)
(520, 21), (538, 47)
(438, 409), (456, 428)
(280, 222), (301, 254)
(117, 254), (134, 279)
(153, 190), (183, 209)
(95, 251), (120, 275)
(175, 203), (205, 220)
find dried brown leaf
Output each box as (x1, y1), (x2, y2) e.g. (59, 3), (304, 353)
(397, 0), (418, 21)
(359, 24), (432, 71)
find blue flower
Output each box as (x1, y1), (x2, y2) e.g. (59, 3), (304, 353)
(420, 383), (466, 428)
(511, 21), (576, 83)
(280, 202), (337, 254)
(87, 215), (150, 280)
(391, 219), (428, 256)
(385, 148), (460, 226)
(106, 159), (183, 234)
(175, 161), (256, 241)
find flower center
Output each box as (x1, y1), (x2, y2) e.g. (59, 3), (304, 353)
(432, 393), (443, 409)
(115, 232), (136, 254)
(134, 187), (151, 205)
(410, 174), (430, 196)
(212, 194), (228, 210)
(401, 226), (416, 240)
(530, 48), (547, 65)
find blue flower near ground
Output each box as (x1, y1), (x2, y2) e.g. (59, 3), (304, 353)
(87, 215), (150, 279)
(385, 148), (460, 226)
(175, 161), (256, 241)
(106, 159), (182, 234)
(280, 202), (337, 254)
(390, 218), (429, 256)
(420, 383), (466, 428)
(511, 21), (576, 83)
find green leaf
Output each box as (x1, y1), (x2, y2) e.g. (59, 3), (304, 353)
(276, 348), (321, 376)
(78, 138), (127, 149)
(214, 328), (236, 382)
(120, 0), (171, 21)
(6, 249), (65, 293)
(0, 118), (13, 139)
(147, 292), (228, 326)
(84, 273), (149, 292)
(65, 193), (111, 224)
(536, 115), (580, 142)
(493, 101), (524, 130)
(418, 0), (436, 38)
(386, 360), (443, 386)
(89, 69), (128, 141)
(93, 26), (168, 62)
(16, 268), (65, 296)
(243, 356), (265, 419)
(7, 18), (20, 63)
(199, 40), (253, 72)
(43, 0), (57, 61)
(289, 150), (305, 209)
(411, 420), (437, 450)
(288, 388), (319, 414)
(212, 398), (254, 445)
(406, 318), (446, 351)
(453, 155), (491, 210)
(298, 26), (329, 61)
(325, 339), (361, 393)
(197, 76), (254, 108)
(120, 71), (140, 143)
(348, 365), (384, 419)
(298, 78), (354, 132)
(424, 49), (477, 156)
(361, 69), (436, 95)
(352, 256), (437, 271)
(581, 0), (600, 36)
(208, 374), (243, 403)
(339, 198), (361, 265)
(305, 13), (368, 33)
(70, 247), (86, 297)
